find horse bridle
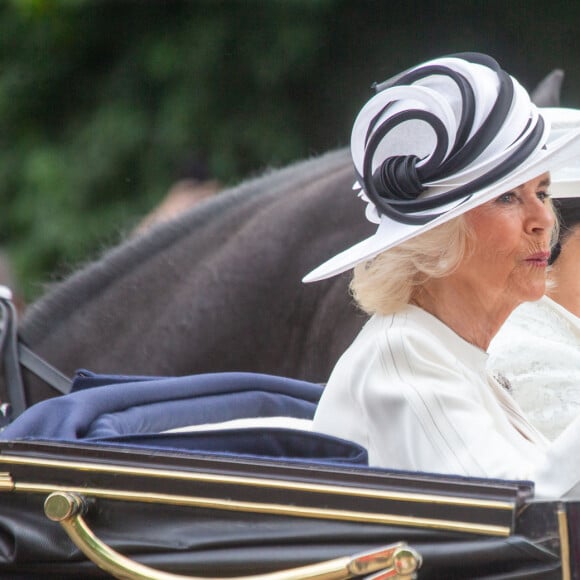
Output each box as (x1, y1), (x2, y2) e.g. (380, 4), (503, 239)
(0, 285), (71, 426)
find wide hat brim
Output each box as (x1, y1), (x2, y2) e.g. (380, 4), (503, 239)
(551, 175), (580, 198)
(303, 128), (580, 283)
(543, 107), (580, 199)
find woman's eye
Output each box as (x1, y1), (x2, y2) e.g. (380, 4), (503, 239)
(537, 191), (550, 202)
(497, 192), (516, 204)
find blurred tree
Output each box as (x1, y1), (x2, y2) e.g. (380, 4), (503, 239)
(0, 0), (579, 300)
(0, 0), (342, 299)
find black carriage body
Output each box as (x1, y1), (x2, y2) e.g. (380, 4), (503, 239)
(0, 439), (574, 579)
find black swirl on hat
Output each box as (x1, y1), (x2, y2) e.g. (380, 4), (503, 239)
(357, 53), (546, 225)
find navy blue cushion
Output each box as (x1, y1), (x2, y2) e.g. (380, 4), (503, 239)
(1, 370), (368, 466)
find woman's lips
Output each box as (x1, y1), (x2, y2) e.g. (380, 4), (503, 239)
(525, 251), (550, 266)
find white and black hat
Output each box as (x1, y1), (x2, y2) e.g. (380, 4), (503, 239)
(304, 53), (580, 283)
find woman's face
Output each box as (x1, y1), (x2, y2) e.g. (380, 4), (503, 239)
(456, 172), (554, 306)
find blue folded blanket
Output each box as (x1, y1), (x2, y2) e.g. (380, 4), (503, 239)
(0, 370), (368, 466)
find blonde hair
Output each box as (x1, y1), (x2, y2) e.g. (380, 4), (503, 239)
(350, 215), (473, 316)
(352, 197), (560, 316)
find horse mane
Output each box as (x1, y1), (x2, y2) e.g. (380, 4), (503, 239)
(21, 148), (352, 345)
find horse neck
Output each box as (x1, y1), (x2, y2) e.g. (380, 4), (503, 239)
(21, 148), (352, 347)
(16, 149), (364, 406)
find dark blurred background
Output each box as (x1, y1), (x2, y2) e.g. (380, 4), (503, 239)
(1, 0), (579, 302)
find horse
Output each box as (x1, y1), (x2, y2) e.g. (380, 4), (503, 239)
(2, 70), (566, 412)
(10, 148), (373, 408)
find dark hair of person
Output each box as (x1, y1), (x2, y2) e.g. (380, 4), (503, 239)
(550, 198), (580, 264)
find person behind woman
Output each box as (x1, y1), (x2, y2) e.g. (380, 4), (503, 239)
(303, 53), (580, 499)
(488, 118), (580, 442)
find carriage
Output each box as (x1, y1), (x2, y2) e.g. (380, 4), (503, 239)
(0, 135), (579, 578)
(1, 375), (578, 579)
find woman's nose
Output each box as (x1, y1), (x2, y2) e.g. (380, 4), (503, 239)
(526, 199), (555, 234)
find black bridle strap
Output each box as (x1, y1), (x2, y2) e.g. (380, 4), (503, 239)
(18, 343), (71, 396)
(0, 298), (28, 418)
(0, 291), (71, 420)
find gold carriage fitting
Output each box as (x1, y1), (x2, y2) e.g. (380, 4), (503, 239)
(0, 438), (575, 580)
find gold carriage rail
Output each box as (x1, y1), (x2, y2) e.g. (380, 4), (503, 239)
(44, 490), (423, 580)
(0, 440), (573, 580)
(0, 439), (530, 537)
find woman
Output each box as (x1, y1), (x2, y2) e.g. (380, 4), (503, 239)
(303, 53), (580, 499)
(489, 194), (580, 441)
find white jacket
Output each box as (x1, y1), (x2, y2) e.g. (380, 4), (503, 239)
(313, 305), (580, 499)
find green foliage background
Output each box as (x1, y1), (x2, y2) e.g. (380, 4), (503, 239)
(1, 0), (580, 301)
